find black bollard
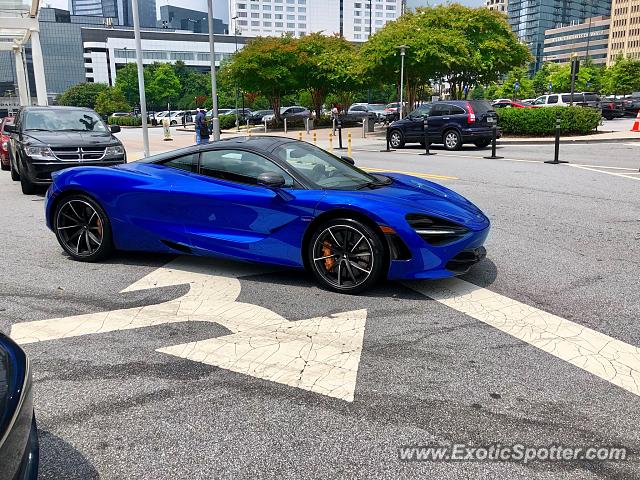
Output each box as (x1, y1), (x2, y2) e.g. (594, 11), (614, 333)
(336, 120), (345, 150)
(380, 126), (396, 152)
(545, 114), (568, 164)
(420, 116), (436, 156)
(484, 125), (503, 159)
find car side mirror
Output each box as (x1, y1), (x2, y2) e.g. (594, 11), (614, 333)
(110, 125), (121, 133)
(257, 172), (286, 188)
(341, 155), (355, 165)
(4, 124), (15, 133)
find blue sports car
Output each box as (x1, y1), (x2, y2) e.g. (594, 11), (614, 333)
(45, 136), (489, 293)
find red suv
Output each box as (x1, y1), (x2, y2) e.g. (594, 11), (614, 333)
(0, 117), (14, 171)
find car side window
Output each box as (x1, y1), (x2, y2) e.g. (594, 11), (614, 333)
(430, 104), (451, 116)
(450, 105), (466, 114)
(161, 154), (197, 173)
(548, 95), (558, 104)
(199, 149), (295, 187)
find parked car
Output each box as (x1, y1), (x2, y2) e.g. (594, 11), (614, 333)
(345, 104), (382, 123)
(263, 106), (310, 123)
(384, 102), (404, 121)
(599, 99), (625, 120)
(620, 96), (640, 117)
(248, 109), (274, 125)
(223, 108), (254, 122)
(167, 111), (194, 125)
(0, 332), (39, 480)
(492, 100), (530, 109)
(205, 109), (233, 120)
(109, 112), (131, 118)
(6, 106), (126, 194)
(387, 100), (499, 150)
(44, 136), (489, 294)
(1, 116), (14, 171)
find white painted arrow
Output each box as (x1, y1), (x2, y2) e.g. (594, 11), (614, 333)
(10, 257), (367, 402)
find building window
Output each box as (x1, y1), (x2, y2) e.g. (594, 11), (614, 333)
(238, 11), (247, 17)
(237, 3), (246, 8)
(287, 14), (295, 19)
(264, 21), (272, 26)
(287, 6), (294, 11)
(275, 21), (283, 26)
(298, 6), (306, 11)
(287, 22), (295, 27)
(251, 12), (260, 17)
(298, 23), (305, 28)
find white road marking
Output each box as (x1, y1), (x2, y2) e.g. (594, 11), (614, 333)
(410, 278), (640, 397)
(11, 258), (367, 402)
(568, 164), (640, 181)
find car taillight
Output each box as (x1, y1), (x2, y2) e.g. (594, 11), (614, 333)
(610, 103), (615, 109)
(466, 102), (475, 124)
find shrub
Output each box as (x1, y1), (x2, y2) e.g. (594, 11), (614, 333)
(219, 114), (237, 130)
(108, 116), (142, 127)
(497, 106), (601, 135)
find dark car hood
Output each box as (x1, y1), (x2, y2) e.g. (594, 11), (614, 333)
(0, 334), (26, 438)
(23, 130), (117, 147)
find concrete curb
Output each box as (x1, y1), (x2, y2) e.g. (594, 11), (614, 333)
(498, 136), (640, 145)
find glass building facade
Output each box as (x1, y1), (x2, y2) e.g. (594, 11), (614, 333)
(69, 0), (157, 28)
(508, 0), (612, 72)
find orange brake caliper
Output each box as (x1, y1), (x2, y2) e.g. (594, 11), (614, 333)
(322, 240), (335, 271)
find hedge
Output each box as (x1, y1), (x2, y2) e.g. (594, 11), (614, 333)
(497, 106), (601, 136)
(219, 114), (237, 130)
(108, 116), (143, 127)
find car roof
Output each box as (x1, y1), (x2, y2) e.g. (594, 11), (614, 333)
(20, 106), (95, 112)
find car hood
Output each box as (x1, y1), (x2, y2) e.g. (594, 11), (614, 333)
(23, 130), (118, 147)
(328, 173), (489, 231)
(0, 333), (27, 438)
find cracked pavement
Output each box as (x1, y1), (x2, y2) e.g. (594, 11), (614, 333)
(1, 141), (639, 479)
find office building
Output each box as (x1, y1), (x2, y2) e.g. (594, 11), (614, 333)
(228, 0), (403, 41)
(82, 28), (245, 85)
(543, 16), (610, 65)
(485, 0), (507, 13)
(508, 0), (611, 72)
(69, 0), (157, 28)
(159, 5), (228, 34)
(607, 0), (640, 63)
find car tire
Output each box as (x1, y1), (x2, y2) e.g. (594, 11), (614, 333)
(474, 139), (491, 148)
(10, 160), (19, 181)
(389, 129), (405, 149)
(20, 175), (36, 195)
(0, 161), (8, 171)
(443, 129), (462, 150)
(53, 194), (114, 262)
(307, 217), (385, 294)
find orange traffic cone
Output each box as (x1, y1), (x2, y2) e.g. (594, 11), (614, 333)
(632, 110), (640, 132)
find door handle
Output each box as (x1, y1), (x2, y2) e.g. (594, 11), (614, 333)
(442, 117), (450, 120)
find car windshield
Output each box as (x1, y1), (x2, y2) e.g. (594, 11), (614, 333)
(369, 104), (385, 111)
(24, 109), (108, 132)
(273, 142), (380, 190)
(409, 104), (432, 117)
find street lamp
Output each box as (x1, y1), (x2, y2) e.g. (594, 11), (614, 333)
(232, 15), (240, 131)
(207, 0), (220, 140)
(396, 45), (408, 119)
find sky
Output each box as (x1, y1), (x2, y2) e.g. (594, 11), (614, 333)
(42, 0), (484, 24)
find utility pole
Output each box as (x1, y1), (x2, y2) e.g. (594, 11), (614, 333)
(131, 0), (149, 157)
(396, 45), (408, 119)
(207, 0), (220, 140)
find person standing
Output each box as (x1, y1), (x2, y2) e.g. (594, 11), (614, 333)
(195, 108), (209, 145)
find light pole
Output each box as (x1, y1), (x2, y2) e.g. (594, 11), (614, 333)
(396, 45), (408, 119)
(131, 0), (149, 157)
(207, 0), (220, 140)
(232, 16), (240, 131)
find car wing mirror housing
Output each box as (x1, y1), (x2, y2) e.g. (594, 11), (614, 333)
(4, 124), (15, 133)
(257, 172), (286, 188)
(341, 155), (355, 165)
(110, 125), (121, 134)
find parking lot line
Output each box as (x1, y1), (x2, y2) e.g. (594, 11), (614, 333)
(410, 278), (640, 397)
(568, 164), (640, 181)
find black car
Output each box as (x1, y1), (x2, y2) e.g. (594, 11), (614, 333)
(387, 101), (499, 150)
(6, 106), (126, 195)
(248, 109), (274, 125)
(0, 333), (39, 480)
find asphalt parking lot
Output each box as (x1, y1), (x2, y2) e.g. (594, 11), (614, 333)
(1, 137), (639, 479)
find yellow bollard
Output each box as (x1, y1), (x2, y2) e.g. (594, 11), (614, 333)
(328, 132), (333, 152)
(347, 132), (352, 156)
(298, 131), (303, 141)
(313, 132), (317, 145)
(248, 127), (252, 137)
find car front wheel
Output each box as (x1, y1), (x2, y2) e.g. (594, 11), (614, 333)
(308, 218), (385, 294)
(53, 195), (114, 262)
(474, 139), (491, 148)
(389, 129), (404, 148)
(443, 129), (462, 150)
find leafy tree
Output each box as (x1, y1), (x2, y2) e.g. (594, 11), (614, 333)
(57, 82), (110, 109)
(147, 63), (181, 108)
(497, 67), (534, 99)
(226, 36), (300, 123)
(547, 63), (594, 93)
(114, 63), (142, 106)
(94, 88), (130, 117)
(601, 58), (640, 95)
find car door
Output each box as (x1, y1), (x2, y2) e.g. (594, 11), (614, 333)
(428, 103), (451, 140)
(404, 104), (431, 141)
(172, 148), (320, 267)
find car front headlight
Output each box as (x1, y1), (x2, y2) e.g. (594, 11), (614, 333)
(105, 145), (125, 157)
(25, 146), (55, 160)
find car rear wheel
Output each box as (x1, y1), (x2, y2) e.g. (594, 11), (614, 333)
(0, 159), (8, 171)
(54, 195), (114, 262)
(389, 129), (404, 148)
(10, 160), (19, 181)
(443, 129), (462, 150)
(20, 175), (36, 195)
(308, 218), (385, 294)
(474, 139), (491, 148)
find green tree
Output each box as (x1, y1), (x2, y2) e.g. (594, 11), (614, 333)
(497, 67), (534, 99)
(147, 63), (181, 109)
(601, 58), (640, 95)
(226, 36), (300, 123)
(114, 63), (141, 106)
(57, 82), (110, 109)
(94, 87), (130, 117)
